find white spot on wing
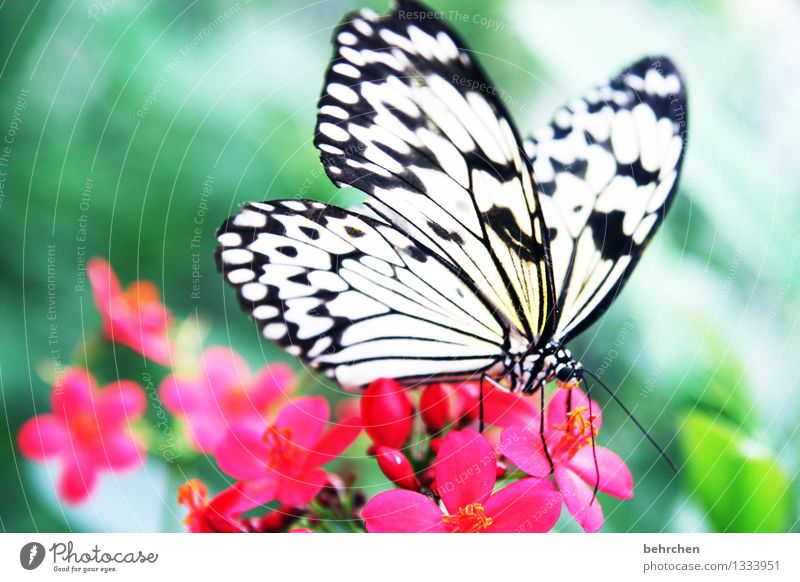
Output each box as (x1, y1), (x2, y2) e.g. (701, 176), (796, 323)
(337, 31), (357, 46)
(218, 232), (242, 247)
(611, 109), (638, 165)
(263, 323), (287, 340)
(328, 83), (359, 104)
(252, 304), (279, 319)
(227, 269), (255, 284)
(221, 249), (253, 265)
(233, 210), (267, 228)
(241, 283), (267, 301)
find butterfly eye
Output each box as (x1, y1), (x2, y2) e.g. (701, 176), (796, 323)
(556, 364), (575, 382)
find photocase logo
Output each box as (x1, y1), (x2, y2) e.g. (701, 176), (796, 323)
(20, 542), (46, 570)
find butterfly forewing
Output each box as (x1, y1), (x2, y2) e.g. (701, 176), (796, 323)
(315, 0), (556, 343)
(524, 57), (687, 341)
(216, 200), (505, 388)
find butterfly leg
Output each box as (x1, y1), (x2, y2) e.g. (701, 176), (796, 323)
(538, 383), (555, 474)
(479, 374), (512, 433)
(479, 374), (486, 433)
(583, 378), (601, 504)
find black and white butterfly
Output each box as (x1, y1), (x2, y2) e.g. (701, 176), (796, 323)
(216, 0), (687, 396)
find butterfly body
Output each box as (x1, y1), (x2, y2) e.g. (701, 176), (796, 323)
(216, 0), (686, 397)
(497, 339), (579, 395)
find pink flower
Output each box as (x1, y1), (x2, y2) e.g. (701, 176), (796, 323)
(88, 258), (173, 365)
(362, 429), (561, 533)
(501, 385), (633, 532)
(482, 383), (541, 429)
(18, 369), (146, 503)
(215, 396), (361, 506)
(160, 347), (295, 454)
(360, 378), (414, 450)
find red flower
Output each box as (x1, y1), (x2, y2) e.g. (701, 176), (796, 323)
(179, 480), (248, 533)
(360, 378), (414, 449)
(88, 258), (173, 365)
(214, 396), (361, 506)
(160, 347), (295, 454)
(501, 385), (633, 532)
(178, 479), (301, 533)
(18, 369), (146, 503)
(362, 429), (561, 533)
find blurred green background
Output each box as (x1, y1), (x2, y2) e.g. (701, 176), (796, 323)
(1, 0), (798, 533)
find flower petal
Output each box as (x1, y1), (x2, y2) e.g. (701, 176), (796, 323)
(18, 415), (67, 460)
(215, 427), (271, 480)
(276, 467), (327, 505)
(276, 396), (329, 450)
(88, 258), (121, 318)
(137, 332), (172, 366)
(98, 381), (147, 425)
(484, 478), (561, 533)
(500, 426), (552, 477)
(201, 347), (251, 399)
(555, 465), (604, 533)
(362, 490), (448, 533)
(99, 431), (144, 470)
(568, 446), (634, 499)
(58, 460), (97, 504)
(159, 376), (204, 416)
(51, 369), (96, 417)
(212, 479), (279, 517)
(305, 415), (362, 468)
(250, 363), (295, 409)
(182, 412), (227, 454)
(483, 386), (540, 429)
(435, 429), (496, 512)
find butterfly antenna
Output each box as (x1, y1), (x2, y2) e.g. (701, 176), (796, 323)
(581, 369), (678, 474)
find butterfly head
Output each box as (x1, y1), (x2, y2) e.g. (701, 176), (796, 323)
(519, 343), (582, 394)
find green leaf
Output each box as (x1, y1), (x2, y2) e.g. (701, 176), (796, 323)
(679, 410), (790, 532)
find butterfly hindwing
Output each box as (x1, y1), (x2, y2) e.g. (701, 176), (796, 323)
(524, 56), (687, 341)
(315, 0), (555, 342)
(216, 200), (505, 388)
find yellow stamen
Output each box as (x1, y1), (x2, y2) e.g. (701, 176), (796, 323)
(554, 406), (598, 456)
(441, 503), (494, 533)
(262, 425), (301, 467)
(177, 479), (208, 525)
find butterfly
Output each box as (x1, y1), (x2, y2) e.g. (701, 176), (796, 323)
(216, 0), (687, 397)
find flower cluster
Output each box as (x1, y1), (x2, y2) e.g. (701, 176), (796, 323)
(357, 377), (632, 532)
(18, 257), (633, 532)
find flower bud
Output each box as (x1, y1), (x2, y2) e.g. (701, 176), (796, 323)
(360, 378), (414, 448)
(419, 383), (451, 433)
(453, 381), (480, 423)
(374, 446), (419, 490)
(495, 460), (508, 480)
